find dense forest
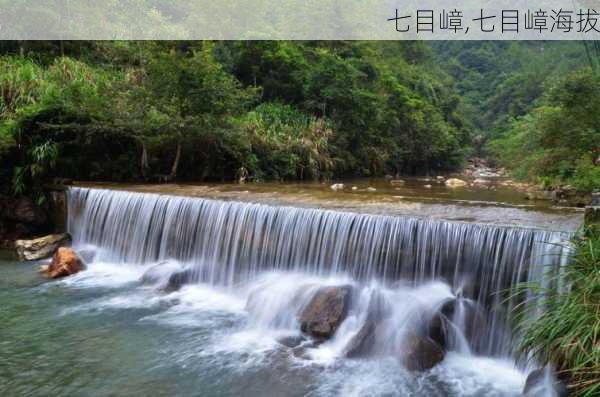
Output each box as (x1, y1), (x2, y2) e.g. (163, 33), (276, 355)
(435, 42), (600, 192)
(0, 41), (598, 199)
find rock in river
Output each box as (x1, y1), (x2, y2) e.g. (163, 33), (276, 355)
(344, 320), (378, 358)
(38, 247), (83, 279)
(164, 268), (196, 292)
(401, 333), (445, 372)
(15, 233), (71, 261)
(299, 285), (352, 339)
(444, 178), (467, 188)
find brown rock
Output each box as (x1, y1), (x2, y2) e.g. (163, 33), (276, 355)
(402, 333), (445, 371)
(299, 285), (352, 339)
(41, 247), (83, 279)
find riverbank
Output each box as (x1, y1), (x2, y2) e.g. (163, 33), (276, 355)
(461, 157), (593, 208)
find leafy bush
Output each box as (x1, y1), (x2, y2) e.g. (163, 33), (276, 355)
(238, 102), (334, 180)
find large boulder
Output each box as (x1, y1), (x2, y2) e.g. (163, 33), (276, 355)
(523, 368), (569, 397)
(401, 333), (445, 372)
(15, 233), (71, 261)
(38, 247), (83, 279)
(445, 178), (467, 188)
(299, 285), (352, 339)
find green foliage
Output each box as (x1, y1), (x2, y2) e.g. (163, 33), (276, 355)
(0, 41), (474, 194)
(0, 55), (126, 197)
(515, 228), (600, 396)
(489, 68), (600, 192)
(571, 155), (600, 192)
(434, 42), (588, 139)
(237, 102), (334, 180)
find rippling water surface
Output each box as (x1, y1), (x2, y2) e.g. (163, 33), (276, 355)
(0, 258), (528, 397)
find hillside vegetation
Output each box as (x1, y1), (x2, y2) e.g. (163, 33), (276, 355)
(0, 41), (598, 199)
(434, 41), (599, 192)
(0, 41), (470, 198)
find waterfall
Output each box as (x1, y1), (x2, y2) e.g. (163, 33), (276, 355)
(66, 187), (572, 358)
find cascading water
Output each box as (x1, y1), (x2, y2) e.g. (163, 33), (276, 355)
(66, 187), (572, 372)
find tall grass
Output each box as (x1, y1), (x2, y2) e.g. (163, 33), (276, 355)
(515, 227), (600, 397)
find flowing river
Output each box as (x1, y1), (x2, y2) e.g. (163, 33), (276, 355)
(0, 182), (582, 396)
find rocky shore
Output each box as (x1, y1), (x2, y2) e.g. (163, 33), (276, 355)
(459, 158), (592, 207)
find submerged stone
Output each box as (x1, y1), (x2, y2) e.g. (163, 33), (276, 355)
(164, 268), (196, 292)
(277, 335), (308, 349)
(299, 285), (352, 339)
(140, 261), (184, 289)
(444, 178), (467, 187)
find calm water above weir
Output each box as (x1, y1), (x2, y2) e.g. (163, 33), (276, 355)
(1, 183), (580, 396)
(78, 177), (583, 231)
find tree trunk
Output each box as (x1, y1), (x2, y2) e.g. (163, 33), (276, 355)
(140, 142), (149, 179)
(169, 142), (182, 180)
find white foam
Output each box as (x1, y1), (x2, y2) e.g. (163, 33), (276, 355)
(432, 352), (526, 396)
(140, 284), (246, 328)
(58, 261), (143, 289)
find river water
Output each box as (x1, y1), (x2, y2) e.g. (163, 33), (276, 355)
(0, 181), (582, 396)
